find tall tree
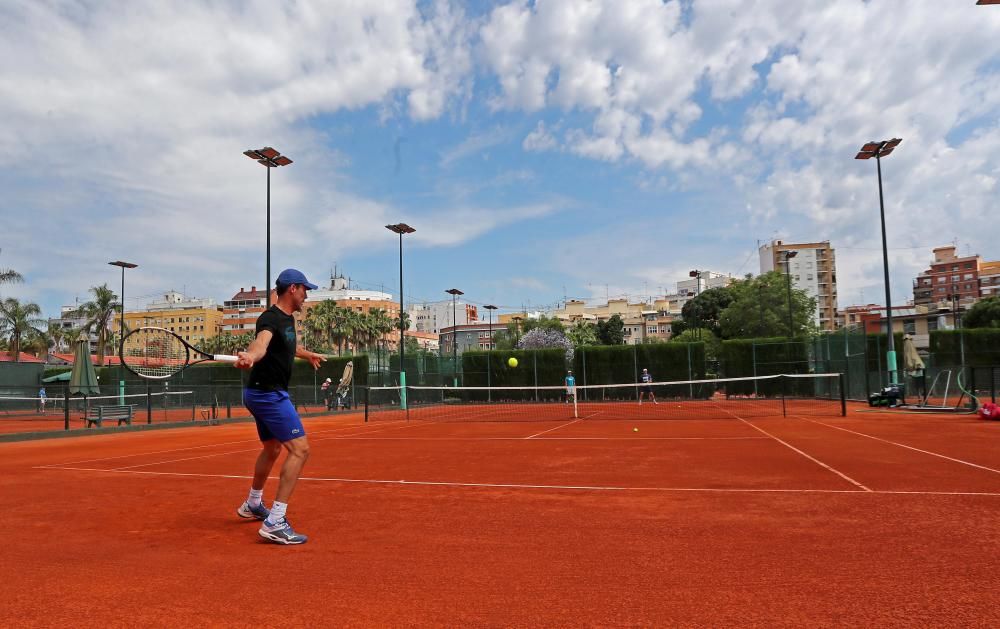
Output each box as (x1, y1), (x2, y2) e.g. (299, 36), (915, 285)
(566, 320), (599, 347)
(0, 298), (45, 361)
(0, 248), (23, 287)
(597, 314), (625, 345)
(962, 296), (1000, 328)
(75, 284), (119, 365)
(522, 314), (565, 334)
(680, 286), (735, 339)
(719, 272), (817, 339)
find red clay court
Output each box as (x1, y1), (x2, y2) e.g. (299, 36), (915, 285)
(3, 403), (1000, 626)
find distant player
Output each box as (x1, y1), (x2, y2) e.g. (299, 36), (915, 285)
(38, 386), (47, 414)
(565, 370), (576, 404)
(321, 377), (333, 410)
(638, 368), (658, 405)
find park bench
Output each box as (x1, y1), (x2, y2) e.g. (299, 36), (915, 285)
(83, 404), (136, 428)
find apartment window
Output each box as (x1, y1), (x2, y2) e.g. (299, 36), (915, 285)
(927, 318), (938, 332)
(966, 262), (974, 269)
(952, 265), (959, 271)
(938, 277), (946, 284)
(951, 275), (960, 282)
(964, 273), (973, 280)
(903, 321), (916, 335)
(807, 274), (814, 280)
(938, 287), (945, 293)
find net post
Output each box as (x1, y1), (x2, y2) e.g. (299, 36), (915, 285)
(533, 352), (539, 402)
(63, 384), (70, 431)
(752, 342), (758, 397)
(364, 386), (369, 423)
(146, 382), (152, 424)
(581, 348), (587, 401)
(687, 344), (694, 399)
(399, 371), (407, 411)
(992, 366), (997, 404)
(572, 389), (578, 419)
(839, 372), (847, 416)
(781, 375), (787, 417)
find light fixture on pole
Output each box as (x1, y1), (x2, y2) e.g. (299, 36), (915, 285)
(688, 269), (704, 295)
(108, 260), (137, 403)
(446, 288), (464, 387)
(243, 147), (293, 308)
(781, 251), (798, 337)
(484, 305), (498, 400)
(385, 223), (415, 407)
(856, 137), (902, 384)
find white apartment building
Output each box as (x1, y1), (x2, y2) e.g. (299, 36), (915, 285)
(759, 240), (839, 331)
(407, 300), (478, 334)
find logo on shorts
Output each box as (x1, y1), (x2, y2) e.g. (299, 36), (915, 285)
(292, 428), (300, 434)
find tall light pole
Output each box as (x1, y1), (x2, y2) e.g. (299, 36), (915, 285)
(856, 138), (902, 384)
(688, 270), (703, 339)
(244, 147), (293, 308)
(446, 288), (464, 387)
(781, 251), (798, 337)
(484, 304), (498, 400)
(109, 260), (137, 403)
(385, 223), (415, 407)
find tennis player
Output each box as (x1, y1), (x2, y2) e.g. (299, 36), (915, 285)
(638, 368), (658, 405)
(234, 269), (325, 545)
(565, 370), (576, 404)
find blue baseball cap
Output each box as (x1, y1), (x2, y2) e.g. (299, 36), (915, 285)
(276, 268), (318, 290)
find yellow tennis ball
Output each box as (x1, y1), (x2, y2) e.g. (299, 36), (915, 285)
(508, 357), (518, 368)
(633, 427), (638, 432)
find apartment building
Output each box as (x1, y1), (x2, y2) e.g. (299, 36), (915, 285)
(408, 300), (478, 334)
(122, 291), (224, 352)
(912, 245), (982, 309)
(759, 240), (839, 331)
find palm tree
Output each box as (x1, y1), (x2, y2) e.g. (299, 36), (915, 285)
(47, 322), (67, 354)
(24, 327), (53, 361)
(0, 298), (45, 361)
(0, 248), (23, 287)
(75, 284), (118, 366)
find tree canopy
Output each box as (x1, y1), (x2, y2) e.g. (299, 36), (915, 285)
(962, 296), (1000, 329)
(719, 272), (817, 339)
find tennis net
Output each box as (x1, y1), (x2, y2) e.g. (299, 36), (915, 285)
(365, 373), (845, 422)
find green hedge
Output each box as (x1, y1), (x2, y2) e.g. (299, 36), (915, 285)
(462, 348), (568, 388)
(930, 329), (1000, 367)
(573, 344), (706, 389)
(97, 354), (368, 389)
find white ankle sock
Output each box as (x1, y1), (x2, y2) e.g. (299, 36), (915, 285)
(248, 488), (264, 507)
(266, 501), (288, 525)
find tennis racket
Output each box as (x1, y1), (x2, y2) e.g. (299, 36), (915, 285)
(120, 326), (239, 380)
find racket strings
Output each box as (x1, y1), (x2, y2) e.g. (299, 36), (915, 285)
(122, 328), (188, 378)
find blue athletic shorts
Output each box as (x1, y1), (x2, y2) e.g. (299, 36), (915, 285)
(244, 388), (305, 443)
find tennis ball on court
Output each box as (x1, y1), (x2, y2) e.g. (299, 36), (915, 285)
(508, 357), (518, 368)
(633, 427), (638, 432)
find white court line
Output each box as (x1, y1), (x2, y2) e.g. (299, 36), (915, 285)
(330, 436), (770, 441)
(38, 419), (426, 473)
(32, 466), (1000, 497)
(38, 418), (405, 468)
(525, 416), (586, 439)
(799, 416), (1000, 476)
(716, 405), (872, 492)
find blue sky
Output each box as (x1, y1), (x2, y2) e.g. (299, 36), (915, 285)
(2, 0), (999, 319)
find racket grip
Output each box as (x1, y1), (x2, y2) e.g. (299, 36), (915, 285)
(214, 355), (239, 363)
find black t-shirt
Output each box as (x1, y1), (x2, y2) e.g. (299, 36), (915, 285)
(248, 306), (296, 391)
